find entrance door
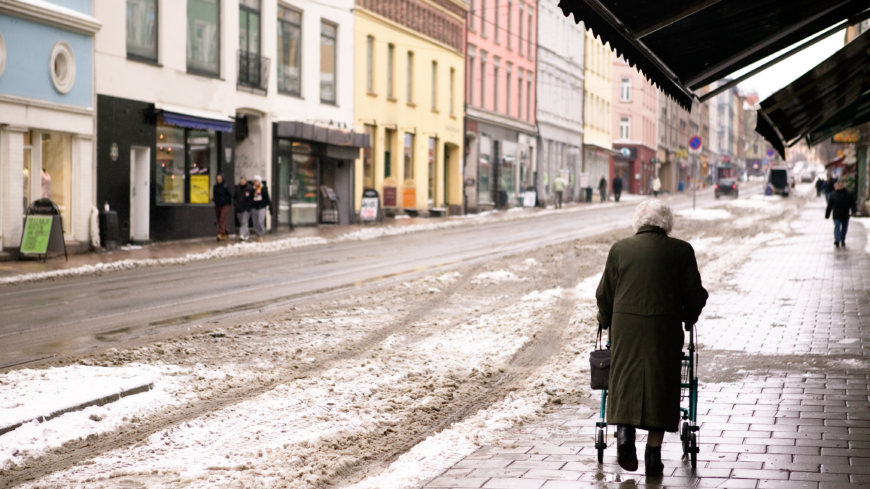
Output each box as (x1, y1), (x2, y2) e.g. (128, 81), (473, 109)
(130, 147), (151, 241)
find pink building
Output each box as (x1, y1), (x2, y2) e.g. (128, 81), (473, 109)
(465, 0), (538, 211)
(611, 56), (658, 195)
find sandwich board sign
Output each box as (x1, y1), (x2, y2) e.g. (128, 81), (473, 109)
(20, 199), (67, 260)
(360, 189), (380, 222)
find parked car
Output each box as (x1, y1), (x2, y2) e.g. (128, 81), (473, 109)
(715, 178), (738, 199)
(801, 171), (815, 183)
(769, 168), (791, 197)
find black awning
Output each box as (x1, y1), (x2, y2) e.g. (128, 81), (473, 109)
(756, 32), (870, 157)
(276, 121), (370, 149)
(558, 0), (870, 111)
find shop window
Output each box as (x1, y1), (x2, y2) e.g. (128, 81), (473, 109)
(127, 0), (157, 61)
(478, 135), (491, 204)
(363, 125), (376, 189)
(404, 133), (414, 179)
(320, 21), (337, 104)
(187, 0), (221, 76)
(40, 132), (73, 234)
(384, 129), (394, 177)
(428, 138), (437, 207)
(277, 5), (302, 96)
(156, 124), (218, 205)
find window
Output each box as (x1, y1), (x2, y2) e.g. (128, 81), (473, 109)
(494, 0), (500, 43)
(478, 135), (491, 203)
(480, 0), (486, 37)
(431, 61), (437, 110)
(127, 0), (157, 61)
(526, 75), (532, 121)
(468, 0), (476, 31)
(320, 21), (337, 103)
(449, 67), (455, 115)
(620, 77), (631, 101)
(157, 124), (218, 205)
(527, 12), (533, 60)
(277, 5), (302, 96)
(480, 51), (486, 109)
(428, 137), (437, 206)
(239, 0), (260, 55)
(467, 45), (475, 105)
(506, 62), (512, 116)
(363, 124), (376, 189)
(493, 57), (500, 113)
(517, 68), (524, 119)
(39, 131), (73, 234)
(619, 116), (630, 139)
(518, 3), (524, 57)
(187, 0), (220, 76)
(507, 1), (513, 50)
(404, 133), (414, 179)
(366, 36), (375, 93)
(384, 129), (394, 177)
(406, 51), (414, 104)
(387, 43), (395, 98)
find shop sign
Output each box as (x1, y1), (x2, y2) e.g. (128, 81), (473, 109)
(189, 175), (210, 204)
(522, 189), (537, 207)
(360, 189), (379, 222)
(402, 188), (416, 209)
(833, 129), (859, 143)
(20, 216), (53, 254)
(383, 186), (397, 207)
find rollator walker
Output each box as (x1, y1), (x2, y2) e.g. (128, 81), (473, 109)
(594, 323), (701, 468)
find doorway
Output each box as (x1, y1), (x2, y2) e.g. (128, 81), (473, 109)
(130, 146), (151, 242)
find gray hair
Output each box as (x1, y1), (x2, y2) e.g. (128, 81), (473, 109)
(632, 199), (674, 234)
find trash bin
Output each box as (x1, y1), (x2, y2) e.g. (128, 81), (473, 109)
(678, 181), (685, 192)
(99, 210), (120, 251)
(585, 187), (593, 202)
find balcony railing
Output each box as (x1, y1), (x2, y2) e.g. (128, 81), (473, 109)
(237, 50), (270, 95)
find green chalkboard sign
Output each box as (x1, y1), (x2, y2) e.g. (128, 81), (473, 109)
(20, 216), (53, 254)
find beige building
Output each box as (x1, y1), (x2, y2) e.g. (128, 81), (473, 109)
(582, 31), (613, 191)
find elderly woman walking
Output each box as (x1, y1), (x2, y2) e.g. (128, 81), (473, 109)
(596, 199), (708, 476)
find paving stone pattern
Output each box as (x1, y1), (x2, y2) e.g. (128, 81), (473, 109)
(427, 200), (870, 488)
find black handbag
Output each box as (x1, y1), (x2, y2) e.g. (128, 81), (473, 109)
(589, 324), (611, 390)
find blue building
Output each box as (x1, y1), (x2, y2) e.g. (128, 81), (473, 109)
(0, 0), (100, 255)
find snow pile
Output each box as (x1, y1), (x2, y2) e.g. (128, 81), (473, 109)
(575, 273), (602, 301)
(676, 208), (732, 221)
(472, 270), (522, 283)
(852, 219), (870, 253)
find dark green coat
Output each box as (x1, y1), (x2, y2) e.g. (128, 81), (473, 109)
(596, 225), (708, 432)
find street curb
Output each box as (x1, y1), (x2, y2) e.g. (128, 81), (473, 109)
(0, 381), (154, 437)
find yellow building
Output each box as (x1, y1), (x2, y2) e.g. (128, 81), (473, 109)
(582, 31), (614, 185)
(354, 0), (467, 216)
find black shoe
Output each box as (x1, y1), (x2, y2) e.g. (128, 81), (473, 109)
(840, 241), (846, 247)
(835, 241), (840, 247)
(645, 445), (664, 477)
(616, 425), (638, 472)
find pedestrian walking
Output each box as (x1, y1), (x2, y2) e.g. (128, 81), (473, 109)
(213, 174), (232, 241)
(599, 176), (608, 202)
(825, 181), (857, 248)
(815, 177), (825, 197)
(234, 176), (253, 242)
(250, 175), (271, 243)
(613, 174), (623, 202)
(652, 176), (662, 197)
(553, 175), (567, 209)
(595, 199), (708, 477)
(824, 175), (837, 203)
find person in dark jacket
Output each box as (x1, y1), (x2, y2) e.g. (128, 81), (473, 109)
(596, 199), (708, 477)
(599, 176), (608, 202)
(234, 176), (253, 241)
(613, 174), (624, 202)
(250, 175), (271, 242)
(825, 181), (857, 247)
(824, 175), (838, 203)
(213, 174), (233, 241)
(815, 177), (825, 198)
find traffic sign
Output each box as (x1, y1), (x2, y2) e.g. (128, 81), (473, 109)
(689, 136), (702, 151)
(767, 149), (775, 157)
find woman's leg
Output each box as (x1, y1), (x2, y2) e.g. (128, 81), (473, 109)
(645, 430), (665, 476)
(647, 430), (664, 447)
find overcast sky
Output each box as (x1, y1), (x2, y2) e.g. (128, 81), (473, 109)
(733, 28), (847, 100)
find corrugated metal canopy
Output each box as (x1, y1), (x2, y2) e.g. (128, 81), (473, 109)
(557, 0), (870, 111)
(755, 32), (870, 157)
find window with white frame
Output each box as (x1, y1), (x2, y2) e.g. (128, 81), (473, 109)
(619, 116), (630, 139)
(127, 0), (157, 61)
(320, 21), (337, 103)
(366, 35), (374, 93)
(620, 78), (631, 102)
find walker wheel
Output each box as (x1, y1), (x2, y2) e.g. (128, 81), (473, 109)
(680, 422), (689, 455)
(690, 432), (698, 468)
(596, 429), (605, 464)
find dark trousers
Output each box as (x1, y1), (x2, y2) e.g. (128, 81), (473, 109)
(600, 189), (607, 202)
(614, 189), (622, 202)
(215, 205), (230, 235)
(834, 218), (850, 243)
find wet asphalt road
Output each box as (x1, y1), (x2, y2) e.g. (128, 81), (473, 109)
(0, 186), (756, 368)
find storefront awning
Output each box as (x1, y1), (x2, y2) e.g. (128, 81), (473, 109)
(557, 0), (870, 110)
(276, 121), (370, 149)
(755, 32), (870, 157)
(155, 104), (234, 132)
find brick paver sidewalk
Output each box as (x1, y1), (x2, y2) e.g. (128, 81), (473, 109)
(426, 199), (870, 488)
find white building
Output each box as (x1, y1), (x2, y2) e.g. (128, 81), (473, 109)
(94, 0), (362, 242)
(535, 2), (584, 204)
(0, 1), (101, 255)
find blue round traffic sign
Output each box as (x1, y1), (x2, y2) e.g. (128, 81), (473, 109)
(689, 136), (702, 150)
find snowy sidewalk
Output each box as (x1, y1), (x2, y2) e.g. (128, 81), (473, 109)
(425, 197), (870, 488)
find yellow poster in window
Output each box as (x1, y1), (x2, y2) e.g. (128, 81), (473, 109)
(163, 175), (184, 203)
(190, 175), (211, 204)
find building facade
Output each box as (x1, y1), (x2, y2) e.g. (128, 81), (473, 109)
(535, 3), (583, 205)
(0, 0), (100, 254)
(465, 0), (537, 212)
(94, 0), (365, 243)
(582, 29), (613, 198)
(656, 92), (689, 194)
(354, 0), (467, 217)
(611, 56), (657, 195)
